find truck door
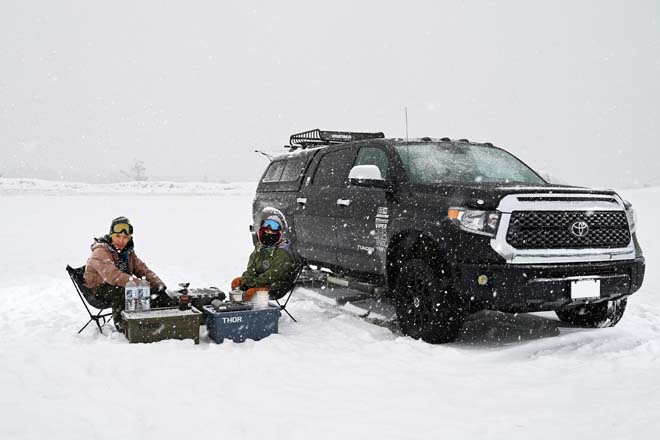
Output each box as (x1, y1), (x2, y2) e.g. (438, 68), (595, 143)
(336, 146), (392, 275)
(294, 147), (357, 268)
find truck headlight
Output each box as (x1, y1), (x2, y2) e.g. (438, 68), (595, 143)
(624, 200), (637, 233)
(447, 208), (500, 237)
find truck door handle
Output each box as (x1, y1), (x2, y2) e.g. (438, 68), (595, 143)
(297, 197), (307, 205)
(337, 199), (351, 207)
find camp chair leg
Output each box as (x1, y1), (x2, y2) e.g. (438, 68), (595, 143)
(78, 314), (109, 334)
(94, 317), (105, 334)
(78, 318), (94, 334)
(275, 298), (297, 322)
(93, 310), (113, 334)
(281, 305), (297, 322)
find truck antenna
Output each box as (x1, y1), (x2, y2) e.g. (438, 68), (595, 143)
(405, 107), (409, 143)
(405, 107), (411, 164)
(254, 149), (274, 161)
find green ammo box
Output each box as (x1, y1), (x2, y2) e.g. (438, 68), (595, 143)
(121, 307), (202, 344)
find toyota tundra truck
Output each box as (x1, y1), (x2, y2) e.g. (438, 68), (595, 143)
(252, 129), (645, 343)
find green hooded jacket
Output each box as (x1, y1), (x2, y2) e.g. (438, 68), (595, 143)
(241, 242), (294, 293)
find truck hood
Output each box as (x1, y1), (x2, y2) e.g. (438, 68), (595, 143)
(414, 182), (620, 210)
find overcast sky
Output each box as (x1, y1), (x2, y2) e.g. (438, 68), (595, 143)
(1, 0), (659, 187)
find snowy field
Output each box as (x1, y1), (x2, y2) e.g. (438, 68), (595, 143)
(0, 178), (658, 440)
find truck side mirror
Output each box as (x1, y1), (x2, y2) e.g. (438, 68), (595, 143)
(349, 165), (389, 189)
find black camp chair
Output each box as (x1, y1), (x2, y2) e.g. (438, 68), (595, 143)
(268, 257), (303, 323)
(66, 265), (113, 334)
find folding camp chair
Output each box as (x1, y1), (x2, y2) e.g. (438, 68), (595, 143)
(271, 287), (298, 322)
(66, 265), (113, 334)
(269, 256), (304, 323)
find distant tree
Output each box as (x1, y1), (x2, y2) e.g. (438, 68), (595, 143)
(122, 160), (148, 181)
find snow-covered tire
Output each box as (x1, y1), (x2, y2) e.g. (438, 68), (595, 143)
(394, 259), (465, 344)
(555, 298), (627, 328)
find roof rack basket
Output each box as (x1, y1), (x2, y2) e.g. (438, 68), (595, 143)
(288, 129), (384, 150)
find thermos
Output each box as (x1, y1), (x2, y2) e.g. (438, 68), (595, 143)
(179, 294), (190, 311)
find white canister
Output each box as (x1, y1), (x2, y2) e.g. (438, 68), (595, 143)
(252, 290), (270, 309)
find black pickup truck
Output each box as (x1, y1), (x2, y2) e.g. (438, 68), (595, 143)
(252, 129), (645, 343)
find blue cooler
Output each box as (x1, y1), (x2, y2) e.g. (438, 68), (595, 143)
(204, 305), (281, 343)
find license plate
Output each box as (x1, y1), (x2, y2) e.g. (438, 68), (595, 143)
(570, 279), (601, 299)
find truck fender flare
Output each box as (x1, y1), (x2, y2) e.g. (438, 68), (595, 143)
(387, 231), (444, 286)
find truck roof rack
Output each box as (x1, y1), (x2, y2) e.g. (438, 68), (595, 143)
(288, 129), (385, 150)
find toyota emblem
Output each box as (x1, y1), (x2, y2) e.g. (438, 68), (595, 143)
(570, 221), (589, 237)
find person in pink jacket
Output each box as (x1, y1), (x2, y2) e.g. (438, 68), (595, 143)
(84, 216), (168, 331)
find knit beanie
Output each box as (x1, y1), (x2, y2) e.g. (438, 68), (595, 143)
(110, 216), (133, 236)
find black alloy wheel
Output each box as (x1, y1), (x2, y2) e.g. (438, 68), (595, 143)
(394, 259), (465, 344)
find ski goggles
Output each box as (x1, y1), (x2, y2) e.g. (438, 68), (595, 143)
(261, 219), (281, 231)
(111, 223), (133, 236)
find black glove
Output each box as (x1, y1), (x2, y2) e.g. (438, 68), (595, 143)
(153, 285), (173, 307)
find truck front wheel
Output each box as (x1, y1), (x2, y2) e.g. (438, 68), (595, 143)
(555, 298), (627, 328)
(394, 259), (465, 343)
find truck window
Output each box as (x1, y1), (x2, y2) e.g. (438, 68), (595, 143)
(395, 143), (545, 185)
(313, 149), (355, 188)
(279, 156), (307, 182)
(262, 161), (286, 182)
(355, 147), (388, 179)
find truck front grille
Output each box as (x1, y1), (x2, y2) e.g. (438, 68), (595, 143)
(506, 211), (631, 249)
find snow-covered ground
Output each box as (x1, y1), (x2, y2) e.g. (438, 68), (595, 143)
(0, 177), (253, 196)
(0, 178), (658, 440)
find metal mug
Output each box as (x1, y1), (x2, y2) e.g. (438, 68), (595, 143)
(230, 289), (243, 302)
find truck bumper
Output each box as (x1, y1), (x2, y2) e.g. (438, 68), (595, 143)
(453, 257), (645, 313)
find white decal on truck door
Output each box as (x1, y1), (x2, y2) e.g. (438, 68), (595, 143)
(373, 207), (389, 252)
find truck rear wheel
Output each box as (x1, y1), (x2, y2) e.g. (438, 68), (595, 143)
(555, 298), (627, 328)
(394, 259), (465, 344)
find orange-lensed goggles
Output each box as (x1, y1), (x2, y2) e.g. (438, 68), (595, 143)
(111, 223), (133, 235)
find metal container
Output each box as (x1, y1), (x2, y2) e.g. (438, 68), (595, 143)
(121, 307), (202, 344)
(229, 289), (243, 302)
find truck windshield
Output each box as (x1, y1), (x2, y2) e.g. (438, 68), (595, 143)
(395, 143), (546, 185)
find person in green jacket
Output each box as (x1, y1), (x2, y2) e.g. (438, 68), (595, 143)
(232, 215), (295, 301)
